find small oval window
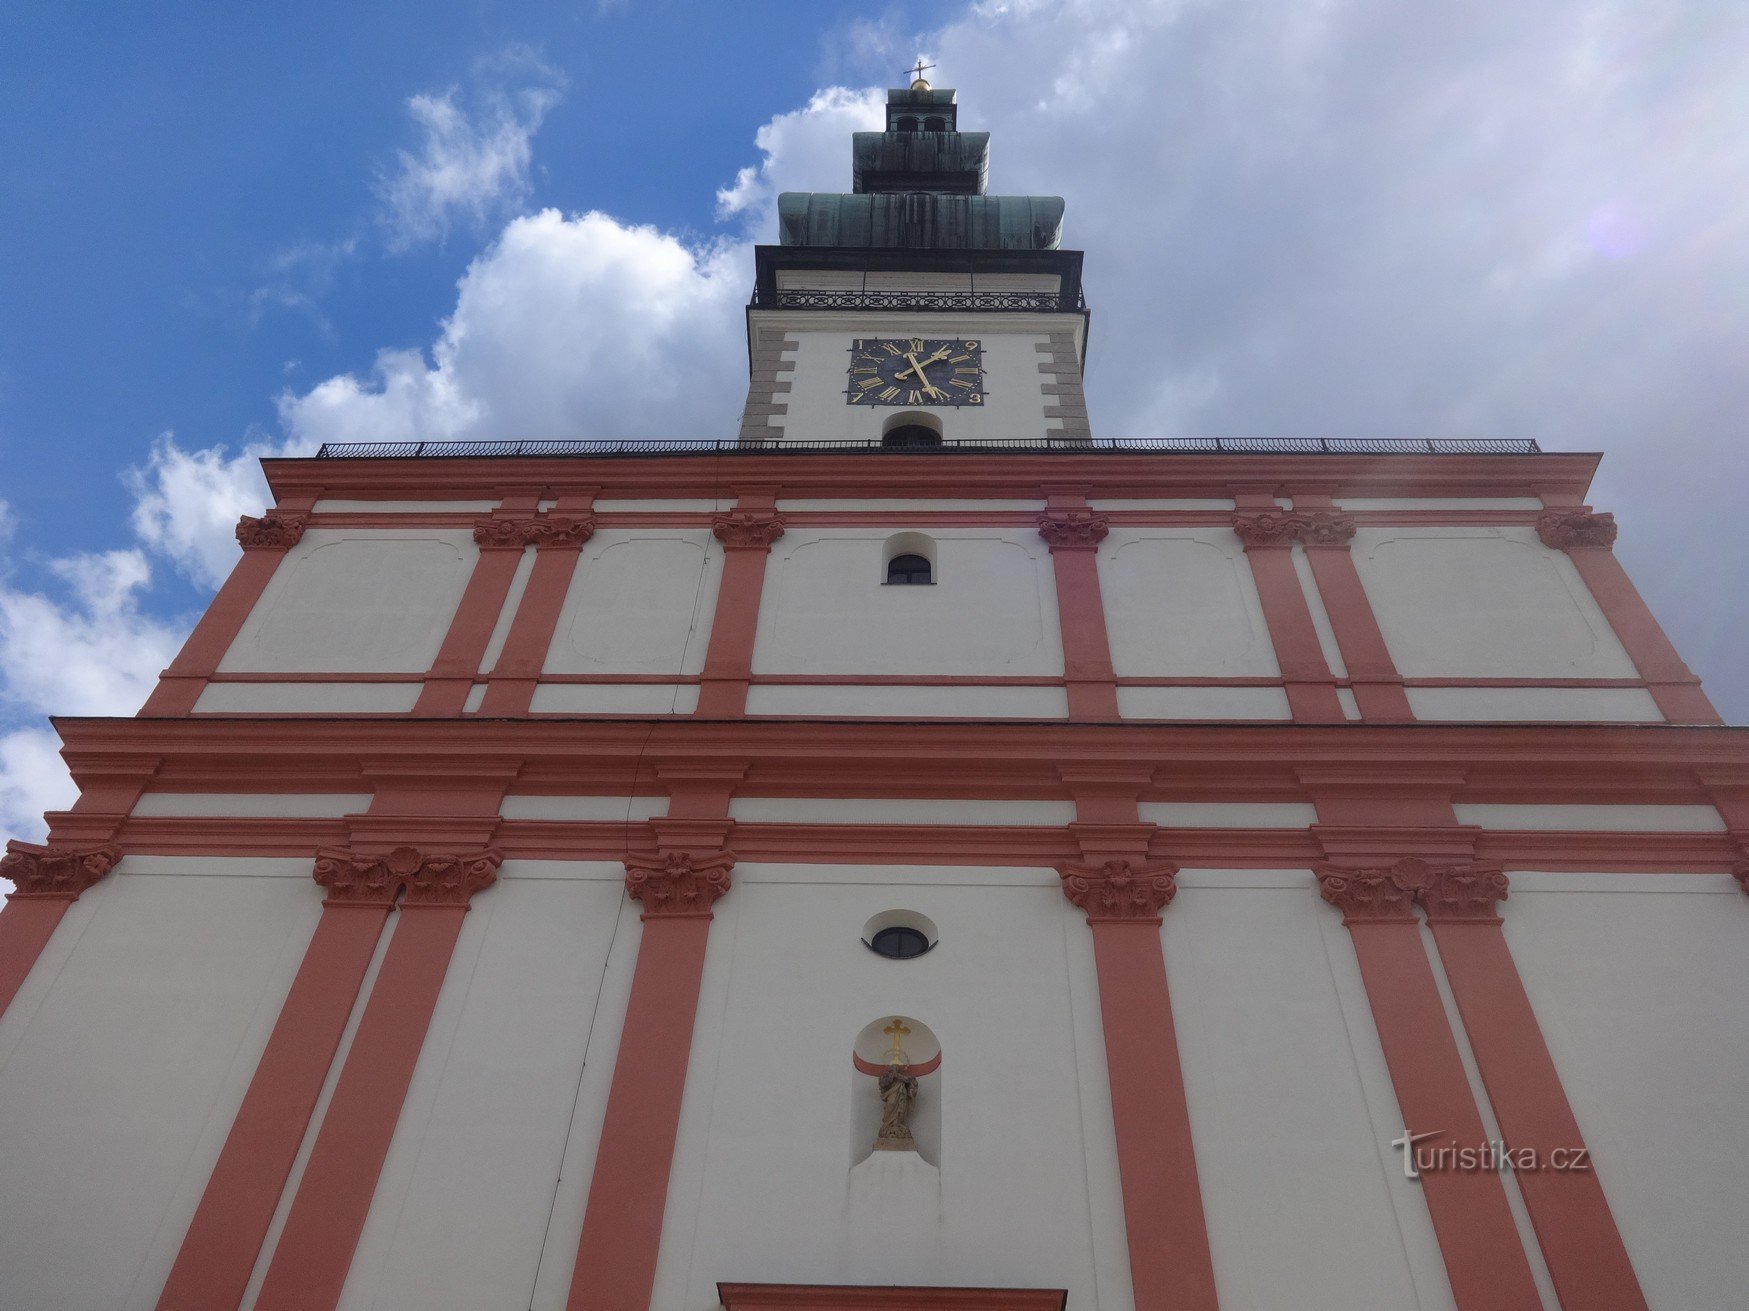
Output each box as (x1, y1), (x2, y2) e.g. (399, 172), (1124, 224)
(868, 925), (932, 959)
(886, 553), (933, 585)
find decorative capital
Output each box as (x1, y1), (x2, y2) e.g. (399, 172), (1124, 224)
(1036, 510), (1110, 552)
(711, 512), (786, 550)
(1058, 858), (1179, 923)
(400, 848), (503, 906)
(1294, 510), (1358, 547)
(1317, 857), (1508, 924)
(1231, 512), (1299, 548)
(1314, 860), (1423, 923)
(1, 841), (120, 901)
(1419, 863), (1510, 922)
(1232, 511), (1355, 549)
(235, 513), (308, 551)
(1536, 510), (1617, 551)
(312, 845), (501, 908)
(472, 515), (595, 550)
(312, 847), (404, 906)
(624, 849), (736, 918)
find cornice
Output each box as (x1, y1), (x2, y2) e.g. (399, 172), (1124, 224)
(261, 450), (1602, 505)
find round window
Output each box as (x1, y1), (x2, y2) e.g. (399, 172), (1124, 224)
(867, 925), (932, 960)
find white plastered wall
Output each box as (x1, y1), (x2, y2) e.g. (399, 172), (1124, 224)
(541, 530), (723, 679)
(1350, 527), (1637, 679)
(1165, 871), (1457, 1309)
(0, 859), (321, 1311)
(650, 863), (1131, 1309)
(1098, 529), (1280, 678)
(339, 862), (639, 1311)
(1499, 872), (1749, 1309)
(754, 528), (1064, 679)
(771, 320), (1070, 442)
(221, 529), (477, 673)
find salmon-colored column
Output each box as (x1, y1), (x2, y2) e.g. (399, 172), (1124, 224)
(1537, 510), (1720, 724)
(0, 841), (118, 1019)
(154, 857), (399, 1311)
(141, 507), (313, 715)
(1316, 861), (1542, 1310)
(1288, 505), (1414, 722)
(1232, 510), (1344, 722)
(1421, 867), (1647, 1310)
(567, 843), (736, 1311)
(696, 505), (785, 717)
(253, 846), (501, 1311)
(478, 512), (596, 715)
(413, 496), (542, 714)
(1060, 857), (1219, 1309)
(1038, 508), (1120, 720)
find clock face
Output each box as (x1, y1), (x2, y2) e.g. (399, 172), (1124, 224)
(846, 337), (984, 407)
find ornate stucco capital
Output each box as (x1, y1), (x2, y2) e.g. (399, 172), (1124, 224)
(235, 513), (308, 551)
(312, 845), (502, 908)
(1232, 511), (1355, 549)
(1293, 510), (1358, 547)
(711, 513), (786, 550)
(1230, 511), (1299, 549)
(472, 516), (595, 550)
(1036, 510), (1110, 552)
(1057, 858), (1179, 923)
(1536, 510), (1617, 551)
(0, 841), (121, 901)
(1317, 857), (1508, 925)
(1314, 860), (1423, 924)
(624, 849), (737, 919)
(1418, 863), (1510, 923)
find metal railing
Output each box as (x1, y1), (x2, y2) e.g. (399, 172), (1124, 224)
(749, 287), (1085, 313)
(314, 436), (1542, 459)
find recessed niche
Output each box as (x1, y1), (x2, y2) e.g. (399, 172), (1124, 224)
(861, 909), (939, 958)
(850, 1014), (942, 1165)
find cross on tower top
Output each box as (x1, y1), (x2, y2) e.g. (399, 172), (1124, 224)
(907, 59), (935, 91)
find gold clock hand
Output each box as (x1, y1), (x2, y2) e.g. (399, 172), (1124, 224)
(898, 351), (950, 398)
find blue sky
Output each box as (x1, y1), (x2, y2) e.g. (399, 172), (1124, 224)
(2, 0), (1747, 838)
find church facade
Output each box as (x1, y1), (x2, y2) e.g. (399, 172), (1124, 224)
(2, 79), (1747, 1311)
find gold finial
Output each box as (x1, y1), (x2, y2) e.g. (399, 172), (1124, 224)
(908, 58), (935, 92)
(881, 1018), (913, 1065)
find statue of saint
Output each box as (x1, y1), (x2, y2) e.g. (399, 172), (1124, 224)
(875, 1062), (919, 1149)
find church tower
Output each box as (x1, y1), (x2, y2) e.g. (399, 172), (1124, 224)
(2, 69), (1748, 1311)
(741, 69), (1089, 447)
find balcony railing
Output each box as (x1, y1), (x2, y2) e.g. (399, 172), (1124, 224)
(748, 287), (1085, 313)
(314, 436), (1543, 459)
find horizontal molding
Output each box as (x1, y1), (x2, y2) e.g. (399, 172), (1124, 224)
(1453, 803), (1726, 832)
(105, 817), (1743, 874)
(130, 792), (372, 818)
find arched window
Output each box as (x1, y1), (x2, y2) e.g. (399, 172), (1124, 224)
(881, 424), (941, 449)
(896, 116), (919, 133)
(886, 553), (933, 585)
(923, 115), (947, 132)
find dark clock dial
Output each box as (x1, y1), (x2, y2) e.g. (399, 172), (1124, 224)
(846, 337), (984, 407)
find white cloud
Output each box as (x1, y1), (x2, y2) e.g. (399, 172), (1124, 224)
(377, 49), (565, 252)
(128, 434), (285, 590)
(0, 549), (188, 842)
(715, 87), (885, 228)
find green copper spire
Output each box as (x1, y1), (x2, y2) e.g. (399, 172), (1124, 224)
(778, 80), (1064, 251)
